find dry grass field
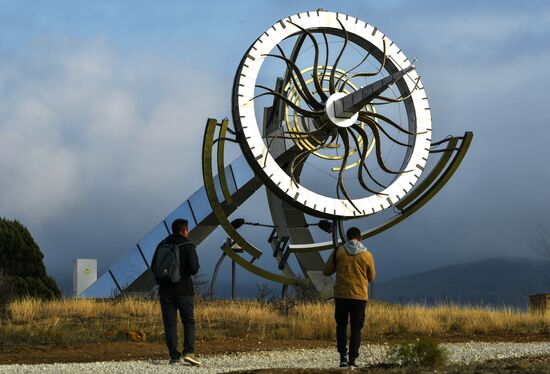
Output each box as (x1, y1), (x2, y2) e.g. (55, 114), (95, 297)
(1, 297), (549, 347)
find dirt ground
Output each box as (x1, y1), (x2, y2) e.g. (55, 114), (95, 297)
(0, 339), (332, 365)
(1, 334), (550, 365)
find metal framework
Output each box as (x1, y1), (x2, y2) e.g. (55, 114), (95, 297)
(80, 10), (473, 298)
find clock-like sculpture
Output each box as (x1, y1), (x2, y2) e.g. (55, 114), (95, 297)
(202, 10), (472, 294)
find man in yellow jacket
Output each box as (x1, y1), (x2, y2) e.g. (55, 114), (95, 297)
(323, 227), (376, 369)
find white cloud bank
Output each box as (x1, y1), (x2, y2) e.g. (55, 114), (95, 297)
(0, 37), (225, 222)
(0, 36), (227, 280)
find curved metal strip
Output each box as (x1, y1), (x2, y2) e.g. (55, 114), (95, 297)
(395, 137), (458, 210)
(222, 244), (304, 285)
(287, 21), (327, 102)
(217, 119), (234, 206)
(210, 252), (227, 299)
(252, 88), (322, 117)
(353, 123), (404, 175)
(263, 51), (322, 110)
(203, 118), (262, 258)
(364, 131), (473, 239)
(338, 39), (387, 91)
(289, 132), (473, 253)
(203, 118), (302, 284)
(329, 19), (348, 94)
(335, 51), (370, 92)
(263, 33), (308, 136)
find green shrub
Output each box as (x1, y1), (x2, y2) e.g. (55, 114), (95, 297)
(387, 338), (447, 367)
(0, 217), (61, 299)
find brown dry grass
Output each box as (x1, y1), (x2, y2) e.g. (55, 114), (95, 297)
(1, 297), (549, 347)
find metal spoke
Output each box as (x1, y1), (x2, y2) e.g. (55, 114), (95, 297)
(335, 51), (371, 92)
(348, 128), (388, 194)
(360, 109), (424, 136)
(329, 19), (348, 94)
(288, 21), (328, 102)
(336, 129), (361, 212)
(289, 135), (333, 185)
(253, 86), (322, 117)
(264, 125), (328, 167)
(338, 39), (387, 91)
(276, 45), (322, 110)
(358, 114), (412, 148)
(373, 76), (421, 104)
(352, 124), (404, 175)
(264, 52), (322, 110)
(320, 32), (329, 89)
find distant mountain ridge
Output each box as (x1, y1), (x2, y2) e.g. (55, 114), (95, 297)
(375, 257), (550, 308)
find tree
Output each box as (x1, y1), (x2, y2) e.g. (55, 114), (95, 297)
(0, 217), (60, 299)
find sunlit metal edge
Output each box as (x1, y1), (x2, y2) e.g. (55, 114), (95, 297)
(203, 118), (303, 284)
(217, 118), (235, 206)
(289, 131), (473, 253)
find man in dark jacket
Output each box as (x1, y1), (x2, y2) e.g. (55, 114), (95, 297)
(151, 218), (200, 365)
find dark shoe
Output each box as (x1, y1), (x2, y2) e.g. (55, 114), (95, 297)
(168, 358), (180, 364)
(348, 357), (358, 369)
(339, 354), (348, 368)
(183, 353), (201, 366)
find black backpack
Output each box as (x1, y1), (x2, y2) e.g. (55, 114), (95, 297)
(153, 242), (182, 283)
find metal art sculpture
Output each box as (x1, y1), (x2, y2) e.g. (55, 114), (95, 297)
(81, 10), (472, 298)
(203, 10), (472, 295)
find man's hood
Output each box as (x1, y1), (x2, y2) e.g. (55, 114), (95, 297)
(343, 239), (367, 255)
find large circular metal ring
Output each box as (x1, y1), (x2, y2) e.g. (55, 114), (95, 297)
(232, 10), (432, 218)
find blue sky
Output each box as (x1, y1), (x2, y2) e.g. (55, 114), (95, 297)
(1, 1), (550, 295)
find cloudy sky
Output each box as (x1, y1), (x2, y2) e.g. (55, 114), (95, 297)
(1, 0), (549, 296)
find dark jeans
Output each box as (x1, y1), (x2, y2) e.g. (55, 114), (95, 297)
(159, 293), (196, 359)
(334, 298), (367, 360)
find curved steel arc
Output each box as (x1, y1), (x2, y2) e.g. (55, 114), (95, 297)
(210, 252), (227, 299)
(262, 53), (322, 110)
(203, 118), (303, 285)
(252, 88), (322, 117)
(263, 34), (307, 133)
(360, 110), (425, 136)
(265, 124), (328, 168)
(289, 133), (334, 185)
(288, 132), (473, 253)
(335, 51), (370, 92)
(353, 124), (405, 175)
(395, 137), (458, 210)
(320, 32), (329, 89)
(373, 77), (421, 105)
(365, 131), (473, 237)
(217, 119), (234, 206)
(287, 21), (328, 102)
(338, 39), (387, 92)
(358, 114), (412, 148)
(275, 45), (321, 110)
(329, 19), (348, 94)
(348, 128), (388, 195)
(335, 129), (361, 213)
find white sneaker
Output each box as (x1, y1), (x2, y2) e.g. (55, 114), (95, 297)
(183, 354), (201, 366)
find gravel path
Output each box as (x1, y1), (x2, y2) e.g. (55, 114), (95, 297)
(2, 342), (550, 373)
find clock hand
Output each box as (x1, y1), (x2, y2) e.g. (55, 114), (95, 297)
(333, 65), (415, 119)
